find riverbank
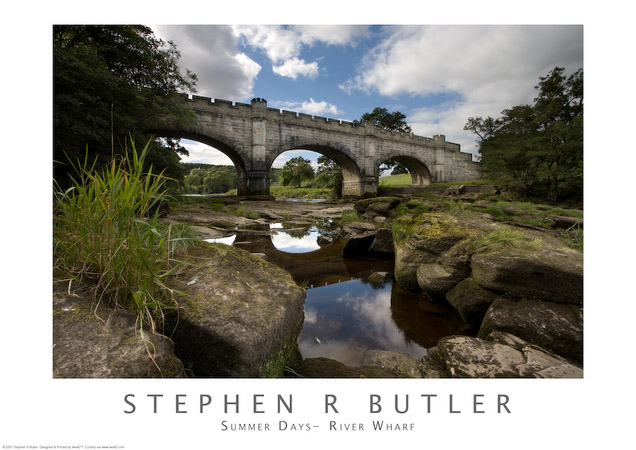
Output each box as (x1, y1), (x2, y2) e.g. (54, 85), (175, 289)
(53, 188), (583, 378)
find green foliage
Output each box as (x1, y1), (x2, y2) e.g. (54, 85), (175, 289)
(466, 228), (543, 254)
(312, 155), (343, 196)
(53, 139), (196, 335)
(379, 173), (412, 187)
(270, 185), (333, 199)
(465, 67), (583, 202)
(360, 107), (412, 133)
(559, 223), (583, 251)
(182, 165), (238, 194)
(280, 157), (315, 188)
(339, 210), (364, 224)
(54, 25), (197, 189)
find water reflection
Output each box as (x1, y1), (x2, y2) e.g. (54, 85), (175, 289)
(204, 235), (236, 245)
(208, 221), (468, 367)
(298, 277), (466, 366)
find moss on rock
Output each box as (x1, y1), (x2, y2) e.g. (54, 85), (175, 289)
(166, 242), (306, 377)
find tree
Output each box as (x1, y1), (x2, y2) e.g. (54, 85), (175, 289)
(360, 107), (412, 133)
(203, 167), (237, 193)
(360, 107), (412, 176)
(280, 157), (315, 188)
(465, 67), (583, 202)
(54, 25), (197, 188)
(313, 155), (343, 196)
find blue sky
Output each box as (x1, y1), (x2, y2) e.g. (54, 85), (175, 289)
(151, 24), (583, 170)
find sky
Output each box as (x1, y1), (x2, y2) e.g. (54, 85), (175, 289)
(151, 24), (583, 169)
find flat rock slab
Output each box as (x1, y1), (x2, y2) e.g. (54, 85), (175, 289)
(168, 242), (306, 377)
(478, 297), (583, 364)
(431, 335), (582, 378)
(300, 357), (396, 378)
(471, 245), (583, 305)
(362, 350), (424, 378)
(53, 290), (184, 378)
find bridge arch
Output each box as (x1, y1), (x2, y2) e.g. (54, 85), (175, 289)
(269, 142), (365, 198)
(380, 154), (433, 186)
(146, 128), (251, 195)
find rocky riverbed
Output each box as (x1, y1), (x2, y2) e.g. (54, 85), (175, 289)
(53, 190), (583, 378)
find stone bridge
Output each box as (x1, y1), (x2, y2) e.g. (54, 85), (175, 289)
(150, 95), (482, 198)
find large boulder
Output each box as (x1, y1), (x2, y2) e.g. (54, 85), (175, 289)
(416, 264), (463, 297)
(428, 334), (582, 378)
(167, 242), (306, 377)
(393, 244), (437, 290)
(393, 213), (491, 291)
(446, 277), (498, 327)
(478, 297), (583, 364)
(470, 244), (583, 305)
(368, 228), (394, 255)
(53, 289), (184, 378)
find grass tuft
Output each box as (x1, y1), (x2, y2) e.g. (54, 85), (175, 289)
(54, 138), (196, 334)
(466, 228), (543, 254)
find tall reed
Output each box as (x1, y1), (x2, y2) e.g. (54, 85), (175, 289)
(54, 139), (193, 335)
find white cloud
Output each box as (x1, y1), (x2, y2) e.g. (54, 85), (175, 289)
(294, 25), (370, 46)
(153, 25), (261, 100)
(233, 25), (368, 80)
(270, 98), (342, 117)
(272, 57), (319, 80)
(342, 25), (583, 158)
(233, 25), (302, 62)
(300, 98), (342, 116)
(179, 140), (234, 165)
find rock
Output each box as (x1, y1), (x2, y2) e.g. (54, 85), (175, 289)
(300, 357), (396, 378)
(471, 245), (583, 305)
(416, 264), (462, 297)
(167, 242), (306, 377)
(354, 197), (400, 215)
(393, 213), (489, 290)
(317, 235), (333, 246)
(368, 228), (394, 255)
(440, 240), (472, 275)
(478, 297), (583, 364)
(434, 335), (524, 377)
(419, 350), (444, 378)
(446, 278), (498, 328)
(546, 215), (583, 229)
(393, 244), (437, 290)
(341, 221), (377, 236)
(445, 185), (464, 196)
(342, 232), (376, 256)
(430, 335), (582, 378)
(189, 225), (228, 239)
(53, 290), (184, 378)
(373, 216), (387, 224)
(362, 350), (424, 378)
(368, 271), (392, 286)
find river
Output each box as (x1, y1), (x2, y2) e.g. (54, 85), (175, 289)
(205, 220), (468, 367)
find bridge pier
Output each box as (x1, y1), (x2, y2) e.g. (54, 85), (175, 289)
(240, 170), (275, 200)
